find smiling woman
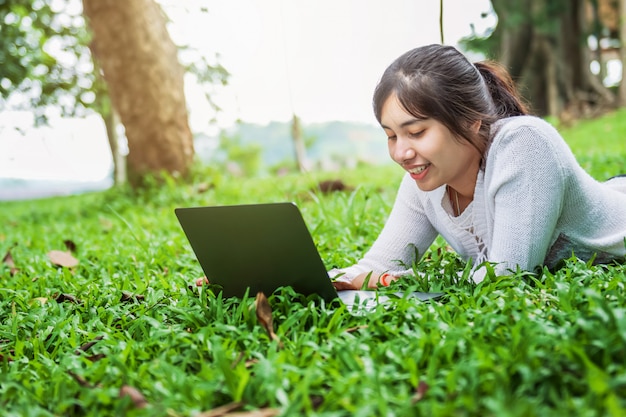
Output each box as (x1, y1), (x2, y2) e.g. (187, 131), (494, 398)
(329, 44), (626, 289)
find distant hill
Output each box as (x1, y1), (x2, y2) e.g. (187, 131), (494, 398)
(195, 120), (389, 171)
(2, 121), (388, 201)
(0, 177), (113, 201)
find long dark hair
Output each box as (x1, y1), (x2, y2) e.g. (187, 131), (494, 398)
(372, 44), (529, 155)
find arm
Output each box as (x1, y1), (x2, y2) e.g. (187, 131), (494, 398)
(332, 174), (439, 288)
(481, 121), (567, 278)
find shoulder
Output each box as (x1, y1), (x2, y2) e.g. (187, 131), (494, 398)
(483, 116), (574, 188)
(490, 116), (564, 147)
(487, 115), (571, 161)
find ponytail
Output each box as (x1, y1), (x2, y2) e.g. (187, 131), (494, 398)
(475, 61), (530, 118)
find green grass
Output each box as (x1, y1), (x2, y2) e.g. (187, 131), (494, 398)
(1, 112), (625, 416)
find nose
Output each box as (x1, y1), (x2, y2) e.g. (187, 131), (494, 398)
(390, 136), (417, 164)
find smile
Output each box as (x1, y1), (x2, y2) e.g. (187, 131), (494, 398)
(408, 164), (430, 174)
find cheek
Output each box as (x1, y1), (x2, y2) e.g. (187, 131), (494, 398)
(387, 142), (396, 159)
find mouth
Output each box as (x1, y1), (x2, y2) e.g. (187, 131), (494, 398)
(407, 164), (431, 174)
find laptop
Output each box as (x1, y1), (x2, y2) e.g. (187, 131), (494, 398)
(175, 202), (443, 309)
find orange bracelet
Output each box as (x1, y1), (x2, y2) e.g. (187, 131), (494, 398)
(380, 273), (392, 287)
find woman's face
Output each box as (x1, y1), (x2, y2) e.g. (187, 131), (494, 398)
(381, 94), (481, 196)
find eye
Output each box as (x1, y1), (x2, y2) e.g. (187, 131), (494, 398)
(409, 130), (425, 138)
(386, 135), (397, 141)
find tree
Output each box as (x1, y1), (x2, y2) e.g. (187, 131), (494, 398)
(81, 0), (193, 183)
(1, 0), (228, 186)
(461, 0), (618, 119)
(0, 0), (96, 123)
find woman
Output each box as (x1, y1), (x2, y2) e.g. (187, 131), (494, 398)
(331, 44), (626, 288)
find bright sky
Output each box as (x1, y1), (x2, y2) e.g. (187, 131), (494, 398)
(165, 0), (495, 130)
(0, 0), (495, 181)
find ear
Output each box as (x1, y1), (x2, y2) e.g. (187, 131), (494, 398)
(470, 119), (482, 134)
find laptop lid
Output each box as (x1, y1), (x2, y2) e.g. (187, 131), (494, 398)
(175, 202), (339, 302)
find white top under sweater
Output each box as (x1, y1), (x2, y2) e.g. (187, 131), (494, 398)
(332, 115), (626, 283)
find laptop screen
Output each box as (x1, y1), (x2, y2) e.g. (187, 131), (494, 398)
(175, 202), (339, 302)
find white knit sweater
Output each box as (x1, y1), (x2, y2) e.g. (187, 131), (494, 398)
(332, 115), (626, 283)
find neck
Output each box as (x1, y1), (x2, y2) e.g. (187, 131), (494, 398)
(448, 185), (471, 216)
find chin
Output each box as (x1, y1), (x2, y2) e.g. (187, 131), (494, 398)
(413, 181), (439, 192)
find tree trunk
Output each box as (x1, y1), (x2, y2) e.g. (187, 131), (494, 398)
(103, 109), (127, 185)
(82, 0), (194, 185)
(291, 114), (309, 172)
(490, 0), (616, 119)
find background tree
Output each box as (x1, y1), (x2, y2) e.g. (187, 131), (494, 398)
(0, 0), (228, 186)
(82, 0), (194, 184)
(462, 0), (620, 119)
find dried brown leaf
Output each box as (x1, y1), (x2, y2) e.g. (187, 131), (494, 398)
(2, 250), (15, 267)
(225, 408), (281, 417)
(195, 401), (244, 417)
(63, 239), (77, 252)
(317, 179), (353, 194)
(255, 292), (281, 346)
(119, 385), (148, 409)
(120, 292), (145, 303)
(75, 336), (104, 354)
(48, 250), (79, 268)
(85, 353), (106, 362)
(30, 297), (48, 306)
(2, 249), (18, 276)
(411, 380), (429, 403)
(345, 325), (369, 333)
(67, 370), (95, 388)
(196, 182), (214, 193)
(196, 403), (280, 417)
(55, 293), (82, 304)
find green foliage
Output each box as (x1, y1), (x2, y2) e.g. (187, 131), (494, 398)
(556, 108), (626, 180)
(0, 0), (229, 127)
(1, 113), (626, 415)
(0, 0), (95, 123)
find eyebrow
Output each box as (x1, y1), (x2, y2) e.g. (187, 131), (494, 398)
(380, 117), (426, 130)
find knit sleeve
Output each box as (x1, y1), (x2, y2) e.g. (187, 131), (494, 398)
(481, 120), (567, 278)
(330, 173), (439, 282)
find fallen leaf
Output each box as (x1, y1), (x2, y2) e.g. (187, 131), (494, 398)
(196, 182), (214, 193)
(411, 380), (429, 403)
(317, 179), (353, 194)
(345, 325), (369, 333)
(75, 336), (104, 355)
(85, 353), (106, 362)
(196, 402), (280, 417)
(63, 239), (77, 252)
(55, 293), (82, 304)
(119, 385), (148, 409)
(2, 249), (18, 276)
(120, 292), (145, 303)
(48, 250), (79, 268)
(196, 401), (244, 417)
(255, 292), (282, 347)
(30, 297), (48, 306)
(67, 370), (95, 388)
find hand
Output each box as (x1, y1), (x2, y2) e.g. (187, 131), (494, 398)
(196, 276), (209, 286)
(333, 272), (398, 290)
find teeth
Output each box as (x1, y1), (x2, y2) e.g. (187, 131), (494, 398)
(409, 165), (429, 174)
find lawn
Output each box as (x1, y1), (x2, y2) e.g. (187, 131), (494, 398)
(1, 110), (626, 416)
